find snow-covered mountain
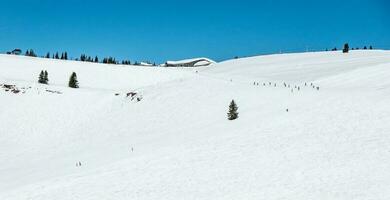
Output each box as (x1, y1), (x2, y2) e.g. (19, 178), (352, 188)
(1, 50), (390, 200)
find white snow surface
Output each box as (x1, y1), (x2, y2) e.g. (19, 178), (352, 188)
(1, 50), (390, 200)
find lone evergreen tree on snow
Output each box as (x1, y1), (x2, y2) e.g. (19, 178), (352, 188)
(343, 43), (349, 53)
(68, 72), (79, 88)
(38, 70), (45, 84)
(227, 100), (239, 120)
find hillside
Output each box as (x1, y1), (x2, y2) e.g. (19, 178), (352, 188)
(1, 50), (390, 200)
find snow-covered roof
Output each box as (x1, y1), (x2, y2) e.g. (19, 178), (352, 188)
(140, 62), (153, 66)
(165, 57), (216, 67)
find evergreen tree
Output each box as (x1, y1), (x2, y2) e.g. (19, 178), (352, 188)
(68, 72), (79, 88)
(94, 56), (99, 63)
(227, 100), (239, 120)
(343, 43), (349, 53)
(44, 70), (49, 84)
(25, 49), (37, 57)
(64, 52), (68, 60)
(38, 70), (45, 84)
(369, 45), (373, 50)
(363, 46), (367, 50)
(46, 52), (50, 58)
(55, 52), (59, 59)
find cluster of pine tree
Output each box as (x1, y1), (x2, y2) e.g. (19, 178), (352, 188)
(37, 70), (79, 89)
(121, 60), (132, 65)
(45, 52), (68, 60)
(343, 43), (374, 53)
(102, 57), (118, 64)
(80, 54), (96, 62)
(38, 70), (49, 84)
(329, 44), (374, 52)
(13, 48), (158, 67)
(25, 49), (37, 57)
(352, 46), (373, 50)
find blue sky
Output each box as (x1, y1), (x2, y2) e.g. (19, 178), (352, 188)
(0, 0), (389, 63)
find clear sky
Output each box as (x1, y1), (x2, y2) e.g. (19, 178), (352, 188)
(0, 0), (389, 63)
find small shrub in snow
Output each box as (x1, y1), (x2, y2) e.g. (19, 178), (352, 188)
(227, 100), (239, 120)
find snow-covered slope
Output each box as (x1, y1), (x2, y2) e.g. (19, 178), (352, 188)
(1, 50), (390, 200)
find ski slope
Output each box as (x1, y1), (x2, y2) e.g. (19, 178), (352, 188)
(1, 50), (390, 200)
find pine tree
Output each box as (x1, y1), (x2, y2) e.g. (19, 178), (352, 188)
(94, 56), (99, 63)
(369, 45), (373, 50)
(44, 70), (49, 84)
(64, 52), (68, 60)
(68, 72), (79, 88)
(343, 43), (349, 53)
(80, 54), (86, 62)
(38, 70), (45, 84)
(227, 100), (239, 120)
(46, 52), (50, 58)
(55, 52), (59, 59)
